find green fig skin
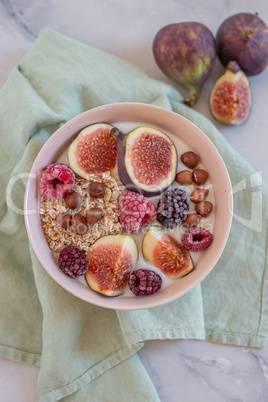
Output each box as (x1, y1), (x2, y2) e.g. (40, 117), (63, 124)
(153, 22), (217, 106)
(216, 13), (268, 76)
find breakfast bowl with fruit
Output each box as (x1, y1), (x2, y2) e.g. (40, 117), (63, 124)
(24, 102), (233, 310)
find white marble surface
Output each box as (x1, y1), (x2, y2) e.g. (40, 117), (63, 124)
(1, 0), (268, 401)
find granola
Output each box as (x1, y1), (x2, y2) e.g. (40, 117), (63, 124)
(39, 173), (126, 256)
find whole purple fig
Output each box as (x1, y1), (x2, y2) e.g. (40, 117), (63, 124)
(153, 22), (216, 107)
(216, 13), (268, 76)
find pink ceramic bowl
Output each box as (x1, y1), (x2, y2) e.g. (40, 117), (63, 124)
(24, 103), (233, 310)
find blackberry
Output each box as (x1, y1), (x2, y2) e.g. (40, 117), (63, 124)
(58, 245), (87, 278)
(157, 188), (190, 229)
(128, 269), (162, 296)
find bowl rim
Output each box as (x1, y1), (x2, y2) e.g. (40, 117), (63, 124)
(24, 102), (233, 310)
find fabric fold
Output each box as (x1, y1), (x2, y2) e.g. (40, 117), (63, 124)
(29, 250), (144, 401)
(117, 284), (206, 347)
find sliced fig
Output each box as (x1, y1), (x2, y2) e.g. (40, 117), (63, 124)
(85, 234), (138, 296)
(116, 126), (177, 197)
(216, 13), (268, 76)
(142, 225), (194, 279)
(153, 22), (216, 106)
(68, 123), (117, 179)
(209, 61), (251, 125)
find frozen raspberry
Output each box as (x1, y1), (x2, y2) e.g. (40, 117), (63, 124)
(40, 163), (75, 198)
(58, 245), (87, 278)
(118, 191), (156, 233)
(182, 227), (213, 251)
(128, 269), (162, 296)
(157, 188), (190, 229)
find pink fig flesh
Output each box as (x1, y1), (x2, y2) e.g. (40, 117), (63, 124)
(210, 61), (251, 125)
(116, 126), (177, 197)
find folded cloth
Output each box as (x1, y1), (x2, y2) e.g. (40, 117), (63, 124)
(0, 29), (267, 402)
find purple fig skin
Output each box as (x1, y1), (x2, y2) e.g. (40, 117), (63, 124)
(216, 13), (268, 76)
(153, 22), (216, 106)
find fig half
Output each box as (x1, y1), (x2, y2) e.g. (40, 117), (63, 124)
(209, 61), (251, 125)
(85, 234), (138, 296)
(68, 123), (117, 179)
(142, 225), (194, 279)
(116, 126), (177, 197)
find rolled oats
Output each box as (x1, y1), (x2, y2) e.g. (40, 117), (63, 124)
(39, 173), (125, 256)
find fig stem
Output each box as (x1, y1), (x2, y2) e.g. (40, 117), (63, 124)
(110, 127), (125, 141)
(226, 60), (241, 74)
(243, 28), (254, 39)
(184, 93), (198, 108)
(183, 85), (199, 107)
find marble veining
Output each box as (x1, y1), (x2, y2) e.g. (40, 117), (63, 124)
(138, 340), (268, 401)
(0, 0), (268, 401)
(1, 0), (37, 38)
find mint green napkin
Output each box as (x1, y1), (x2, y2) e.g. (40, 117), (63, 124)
(0, 29), (267, 402)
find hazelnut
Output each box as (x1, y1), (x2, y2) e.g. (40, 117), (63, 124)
(86, 207), (104, 225)
(190, 188), (209, 204)
(192, 169), (209, 186)
(64, 191), (82, 209)
(181, 151), (199, 169)
(195, 201), (213, 217)
(175, 170), (193, 185)
(182, 213), (202, 228)
(88, 182), (105, 199)
(56, 213), (72, 229)
(71, 214), (88, 235)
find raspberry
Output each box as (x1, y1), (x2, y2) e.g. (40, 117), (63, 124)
(58, 245), (87, 278)
(40, 163), (75, 198)
(157, 188), (190, 229)
(118, 191), (156, 233)
(182, 227), (213, 251)
(128, 269), (162, 296)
